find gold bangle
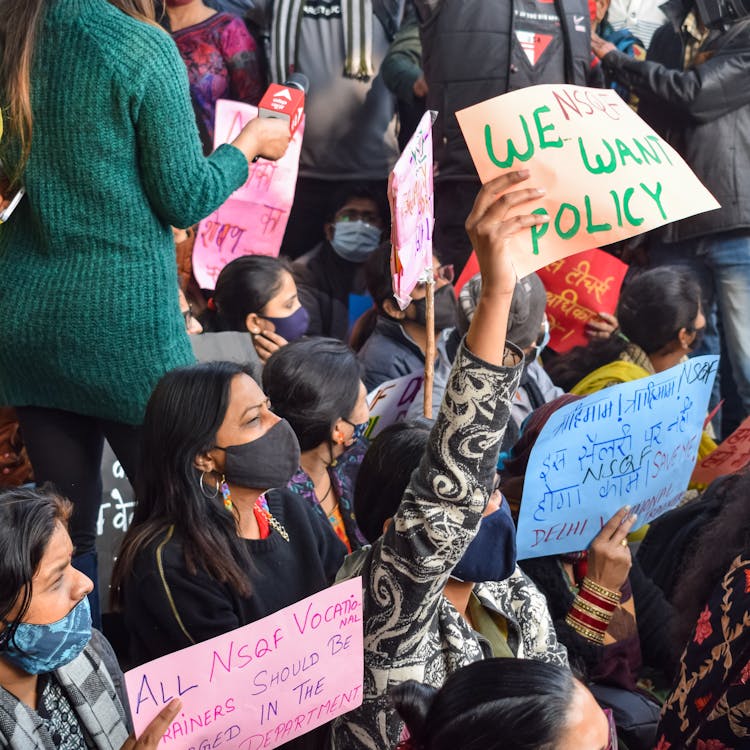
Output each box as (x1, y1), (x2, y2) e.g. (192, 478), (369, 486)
(565, 613), (605, 644)
(572, 595), (616, 624)
(581, 577), (621, 604)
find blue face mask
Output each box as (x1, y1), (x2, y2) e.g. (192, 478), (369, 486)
(343, 418), (368, 443)
(330, 220), (382, 263)
(451, 498), (517, 583)
(263, 305), (310, 342)
(526, 318), (551, 364)
(1, 597), (92, 675)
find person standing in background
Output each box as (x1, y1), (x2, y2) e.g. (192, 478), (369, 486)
(415, 0), (600, 272)
(162, 0), (265, 154)
(231, 0), (404, 258)
(0, 0), (290, 626)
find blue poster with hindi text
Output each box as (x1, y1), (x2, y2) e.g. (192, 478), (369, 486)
(516, 355), (718, 560)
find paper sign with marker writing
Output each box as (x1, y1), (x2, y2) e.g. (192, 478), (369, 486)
(125, 578), (363, 750)
(691, 415), (750, 485)
(456, 85), (719, 278)
(389, 111), (436, 307)
(537, 248), (627, 353)
(365, 372), (424, 439)
(516, 356), (718, 560)
(193, 99), (304, 290)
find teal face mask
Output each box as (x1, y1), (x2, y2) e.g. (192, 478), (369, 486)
(1, 597), (91, 674)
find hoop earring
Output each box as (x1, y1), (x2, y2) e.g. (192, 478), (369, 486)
(199, 471), (219, 498)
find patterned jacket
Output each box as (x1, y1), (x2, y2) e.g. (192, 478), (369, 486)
(655, 555), (750, 749)
(331, 340), (553, 749)
(0, 630), (130, 749)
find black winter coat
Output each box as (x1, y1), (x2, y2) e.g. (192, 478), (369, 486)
(601, 7), (750, 241)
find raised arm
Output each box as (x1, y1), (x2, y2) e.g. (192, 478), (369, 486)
(336, 171), (549, 747)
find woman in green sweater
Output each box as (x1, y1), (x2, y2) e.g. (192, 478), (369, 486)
(0, 0), (289, 624)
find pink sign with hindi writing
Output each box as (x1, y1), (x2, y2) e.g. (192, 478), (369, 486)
(456, 85), (719, 278)
(389, 111), (436, 308)
(124, 578), (363, 750)
(691, 415), (750, 485)
(193, 99), (304, 290)
(536, 248), (627, 353)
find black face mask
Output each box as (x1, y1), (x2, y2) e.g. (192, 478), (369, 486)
(214, 419), (301, 490)
(411, 285), (458, 332)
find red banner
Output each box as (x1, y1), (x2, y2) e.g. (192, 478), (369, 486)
(692, 415), (750, 486)
(536, 248), (627, 353)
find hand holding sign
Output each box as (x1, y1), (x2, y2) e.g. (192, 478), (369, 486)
(587, 506), (637, 591)
(537, 248), (627, 352)
(465, 171), (550, 364)
(456, 84), (719, 277)
(516, 356), (718, 559)
(193, 100), (305, 290)
(120, 700), (182, 750)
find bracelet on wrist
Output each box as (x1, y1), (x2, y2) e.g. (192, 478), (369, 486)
(581, 577), (622, 605)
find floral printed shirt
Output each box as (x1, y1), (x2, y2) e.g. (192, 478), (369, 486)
(655, 556), (750, 749)
(286, 439), (369, 552)
(172, 13), (264, 153)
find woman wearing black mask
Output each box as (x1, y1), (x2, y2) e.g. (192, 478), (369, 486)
(263, 338), (370, 553)
(355, 243), (460, 391)
(110, 362), (346, 672)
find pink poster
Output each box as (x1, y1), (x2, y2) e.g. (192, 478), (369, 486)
(193, 99), (304, 290)
(389, 111), (436, 308)
(125, 578), (363, 750)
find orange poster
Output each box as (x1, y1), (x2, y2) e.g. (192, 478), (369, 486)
(691, 415), (750, 485)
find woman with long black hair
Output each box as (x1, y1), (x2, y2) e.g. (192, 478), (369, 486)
(110, 361), (345, 671)
(0, 0), (290, 624)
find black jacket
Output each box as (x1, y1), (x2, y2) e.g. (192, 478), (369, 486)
(415, 0), (597, 180)
(601, 9), (750, 241)
(122, 488), (346, 667)
(292, 241), (367, 341)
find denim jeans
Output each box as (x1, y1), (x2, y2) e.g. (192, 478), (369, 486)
(649, 231), (750, 429)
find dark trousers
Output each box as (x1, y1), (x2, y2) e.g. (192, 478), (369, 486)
(16, 406), (141, 627)
(433, 179), (482, 274)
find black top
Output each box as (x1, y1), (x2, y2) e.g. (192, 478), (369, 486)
(122, 488), (347, 667)
(292, 241), (366, 341)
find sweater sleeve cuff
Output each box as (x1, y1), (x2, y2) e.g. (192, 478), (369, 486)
(209, 143), (249, 190)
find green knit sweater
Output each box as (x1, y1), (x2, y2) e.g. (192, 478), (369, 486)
(0, 0), (248, 424)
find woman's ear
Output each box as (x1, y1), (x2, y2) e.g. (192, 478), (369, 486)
(677, 326), (692, 350)
(324, 222), (335, 242)
(245, 312), (265, 335)
(194, 451), (218, 475)
(383, 298), (406, 320)
(331, 420), (346, 446)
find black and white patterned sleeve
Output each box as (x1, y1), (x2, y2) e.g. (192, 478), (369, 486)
(363, 340), (522, 666)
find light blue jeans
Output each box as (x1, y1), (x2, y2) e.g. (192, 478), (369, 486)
(650, 231), (750, 428)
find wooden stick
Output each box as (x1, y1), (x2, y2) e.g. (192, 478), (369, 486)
(423, 279), (435, 418)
